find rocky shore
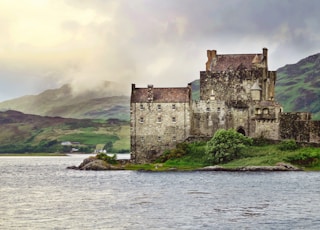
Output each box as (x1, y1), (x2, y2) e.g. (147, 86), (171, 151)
(197, 162), (301, 171)
(67, 156), (301, 172)
(67, 156), (125, 170)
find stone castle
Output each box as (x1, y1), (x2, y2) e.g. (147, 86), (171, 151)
(130, 48), (320, 163)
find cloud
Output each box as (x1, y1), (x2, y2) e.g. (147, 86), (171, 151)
(0, 0), (320, 101)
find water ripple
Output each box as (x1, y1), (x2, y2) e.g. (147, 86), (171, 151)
(0, 157), (320, 229)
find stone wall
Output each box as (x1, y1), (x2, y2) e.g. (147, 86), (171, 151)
(310, 121), (320, 143)
(280, 112), (320, 143)
(200, 70), (260, 101)
(131, 102), (190, 163)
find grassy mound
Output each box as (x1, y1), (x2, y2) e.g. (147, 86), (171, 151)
(127, 140), (320, 171)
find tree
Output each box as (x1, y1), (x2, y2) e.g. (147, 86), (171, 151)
(105, 141), (113, 152)
(206, 129), (252, 164)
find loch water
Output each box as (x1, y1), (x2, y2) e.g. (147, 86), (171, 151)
(1, 155), (320, 229)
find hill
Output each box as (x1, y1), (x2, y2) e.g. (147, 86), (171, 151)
(275, 53), (320, 120)
(0, 110), (130, 153)
(0, 83), (130, 120)
(190, 53), (320, 120)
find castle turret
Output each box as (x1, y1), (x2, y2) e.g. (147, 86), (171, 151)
(250, 80), (262, 101)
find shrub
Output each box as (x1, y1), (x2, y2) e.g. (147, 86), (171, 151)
(96, 153), (117, 164)
(155, 143), (188, 163)
(286, 150), (320, 167)
(278, 139), (299, 151)
(206, 129), (252, 164)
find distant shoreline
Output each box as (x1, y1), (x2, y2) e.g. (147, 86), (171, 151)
(0, 153), (68, 156)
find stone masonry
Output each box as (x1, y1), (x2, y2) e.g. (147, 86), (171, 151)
(130, 48), (320, 163)
(130, 84), (191, 163)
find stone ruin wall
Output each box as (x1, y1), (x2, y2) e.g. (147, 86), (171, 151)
(280, 112), (320, 144)
(310, 121), (320, 143)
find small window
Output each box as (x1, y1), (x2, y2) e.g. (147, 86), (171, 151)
(158, 136), (161, 142)
(172, 136), (176, 142)
(217, 107), (221, 113)
(139, 117), (144, 123)
(157, 117), (162, 123)
(172, 104), (176, 110)
(206, 107), (210, 112)
(140, 104), (144, 110)
(157, 104), (161, 110)
(172, 117), (176, 123)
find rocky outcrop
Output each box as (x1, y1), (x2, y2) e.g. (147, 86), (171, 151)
(197, 162), (301, 171)
(67, 156), (125, 170)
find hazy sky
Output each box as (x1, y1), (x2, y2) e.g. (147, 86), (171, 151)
(0, 0), (320, 101)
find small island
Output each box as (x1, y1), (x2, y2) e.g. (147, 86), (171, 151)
(68, 129), (319, 172)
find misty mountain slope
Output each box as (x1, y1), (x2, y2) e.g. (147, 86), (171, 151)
(46, 96), (130, 120)
(0, 84), (130, 120)
(275, 53), (320, 120)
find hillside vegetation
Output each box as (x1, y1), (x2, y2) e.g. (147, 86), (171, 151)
(276, 53), (320, 120)
(0, 110), (130, 153)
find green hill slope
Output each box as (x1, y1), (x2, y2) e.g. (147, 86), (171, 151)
(0, 110), (130, 153)
(276, 53), (320, 120)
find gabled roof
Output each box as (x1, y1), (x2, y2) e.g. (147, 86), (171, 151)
(213, 53), (263, 71)
(131, 87), (190, 103)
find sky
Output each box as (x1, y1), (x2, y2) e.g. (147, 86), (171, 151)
(0, 0), (320, 101)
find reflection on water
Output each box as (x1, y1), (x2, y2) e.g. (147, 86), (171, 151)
(0, 155), (320, 229)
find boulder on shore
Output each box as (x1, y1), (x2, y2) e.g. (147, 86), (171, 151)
(67, 156), (124, 170)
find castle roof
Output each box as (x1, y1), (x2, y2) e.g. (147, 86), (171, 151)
(213, 53), (263, 71)
(131, 86), (190, 103)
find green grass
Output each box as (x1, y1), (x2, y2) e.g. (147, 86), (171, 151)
(59, 133), (119, 145)
(125, 164), (155, 171)
(79, 127), (98, 132)
(130, 142), (320, 171)
(112, 126), (130, 152)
